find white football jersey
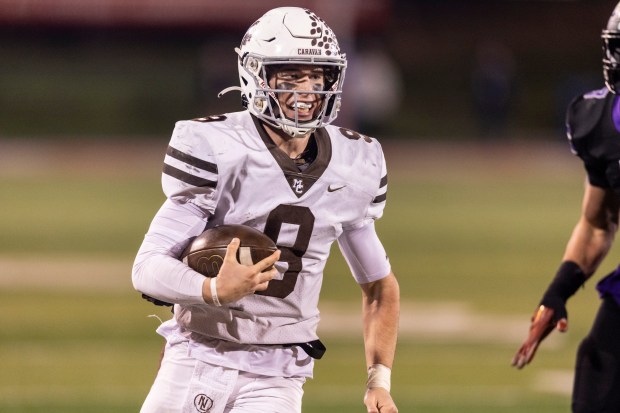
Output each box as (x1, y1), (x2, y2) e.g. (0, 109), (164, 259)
(140, 110), (389, 348)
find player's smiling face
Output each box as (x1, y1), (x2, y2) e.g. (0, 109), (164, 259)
(268, 65), (325, 122)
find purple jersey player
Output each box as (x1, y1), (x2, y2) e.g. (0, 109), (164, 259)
(512, 3), (620, 412)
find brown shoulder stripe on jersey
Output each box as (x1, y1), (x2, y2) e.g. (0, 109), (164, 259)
(166, 145), (218, 174)
(379, 175), (388, 188)
(163, 164), (217, 188)
(372, 174), (388, 203)
(372, 193), (387, 203)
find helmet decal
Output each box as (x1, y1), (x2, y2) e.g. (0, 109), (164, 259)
(305, 10), (340, 56)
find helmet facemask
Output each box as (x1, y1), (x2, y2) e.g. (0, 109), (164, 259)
(603, 3), (620, 94)
(240, 54), (346, 138)
(602, 31), (620, 94)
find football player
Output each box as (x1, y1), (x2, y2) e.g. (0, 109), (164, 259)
(512, 2), (620, 411)
(132, 7), (400, 413)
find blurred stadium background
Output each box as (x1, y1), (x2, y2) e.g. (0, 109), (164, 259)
(2, 0), (620, 412)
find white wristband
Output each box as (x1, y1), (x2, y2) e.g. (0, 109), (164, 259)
(366, 364), (391, 392)
(210, 277), (222, 307)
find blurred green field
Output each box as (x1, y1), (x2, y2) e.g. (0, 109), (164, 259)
(1, 139), (618, 412)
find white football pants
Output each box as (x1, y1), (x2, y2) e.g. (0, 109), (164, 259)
(140, 341), (305, 413)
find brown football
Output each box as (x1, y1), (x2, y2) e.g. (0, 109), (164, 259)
(181, 224), (277, 277)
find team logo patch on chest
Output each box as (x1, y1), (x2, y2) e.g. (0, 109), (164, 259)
(292, 178), (304, 194)
(285, 174), (317, 197)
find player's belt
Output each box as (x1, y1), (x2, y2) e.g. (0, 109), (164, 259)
(139, 293), (327, 359)
(142, 293), (173, 307)
(283, 339), (326, 359)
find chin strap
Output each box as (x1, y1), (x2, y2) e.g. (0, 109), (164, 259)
(281, 123), (314, 138)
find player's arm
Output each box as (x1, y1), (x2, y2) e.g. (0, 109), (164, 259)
(132, 199), (210, 305)
(361, 273), (400, 413)
(563, 181), (619, 274)
(512, 181), (619, 369)
(338, 222), (399, 413)
(132, 200), (279, 306)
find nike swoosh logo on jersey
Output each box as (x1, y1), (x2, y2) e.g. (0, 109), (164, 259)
(327, 184), (346, 192)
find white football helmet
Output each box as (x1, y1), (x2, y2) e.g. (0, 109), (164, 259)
(219, 7), (347, 138)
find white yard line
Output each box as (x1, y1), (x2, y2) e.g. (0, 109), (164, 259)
(0, 255), (133, 291)
(318, 301), (563, 345)
(532, 370), (574, 395)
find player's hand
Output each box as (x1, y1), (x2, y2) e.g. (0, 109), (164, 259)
(211, 238), (280, 304)
(511, 304), (568, 369)
(364, 387), (398, 413)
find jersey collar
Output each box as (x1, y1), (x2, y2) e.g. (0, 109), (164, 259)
(251, 115), (332, 198)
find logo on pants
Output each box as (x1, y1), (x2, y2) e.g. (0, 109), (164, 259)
(194, 394), (214, 413)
